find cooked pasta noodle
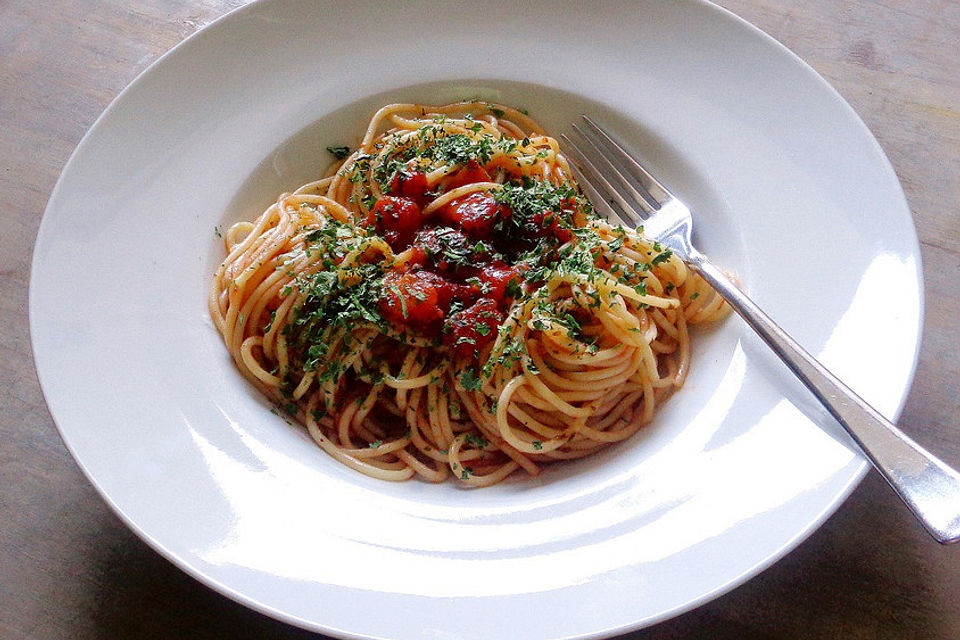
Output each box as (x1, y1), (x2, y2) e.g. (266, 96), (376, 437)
(210, 101), (726, 486)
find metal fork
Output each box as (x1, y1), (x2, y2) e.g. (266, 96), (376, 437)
(562, 115), (960, 544)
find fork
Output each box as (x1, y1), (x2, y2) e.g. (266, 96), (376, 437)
(562, 116), (960, 545)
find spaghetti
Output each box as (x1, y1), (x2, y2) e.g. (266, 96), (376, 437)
(210, 102), (726, 486)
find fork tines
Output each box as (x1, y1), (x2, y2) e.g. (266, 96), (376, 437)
(561, 116), (670, 229)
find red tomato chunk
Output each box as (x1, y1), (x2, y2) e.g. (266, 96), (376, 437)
(527, 209), (573, 243)
(412, 226), (483, 273)
(445, 160), (491, 191)
(366, 196), (423, 251)
(474, 261), (522, 304)
(390, 170), (430, 206)
(443, 298), (503, 359)
(380, 271), (446, 330)
(439, 191), (510, 240)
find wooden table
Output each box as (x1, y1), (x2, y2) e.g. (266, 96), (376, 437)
(2, 1), (958, 638)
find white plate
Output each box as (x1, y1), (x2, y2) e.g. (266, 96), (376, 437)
(30, 1), (922, 638)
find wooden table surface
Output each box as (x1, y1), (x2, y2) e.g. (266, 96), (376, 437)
(2, 1), (958, 638)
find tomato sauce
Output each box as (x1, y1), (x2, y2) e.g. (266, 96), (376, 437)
(371, 165), (574, 357)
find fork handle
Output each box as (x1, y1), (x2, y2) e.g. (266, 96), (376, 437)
(689, 251), (960, 544)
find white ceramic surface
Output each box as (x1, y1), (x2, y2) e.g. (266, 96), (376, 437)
(30, 1), (922, 638)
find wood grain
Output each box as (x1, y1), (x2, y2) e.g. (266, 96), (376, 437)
(1, 1), (957, 638)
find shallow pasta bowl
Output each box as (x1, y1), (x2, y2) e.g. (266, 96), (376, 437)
(30, 1), (922, 638)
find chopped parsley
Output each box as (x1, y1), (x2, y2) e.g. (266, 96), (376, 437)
(651, 248), (673, 266)
(464, 433), (489, 448)
(459, 369), (483, 391)
(486, 104), (506, 118)
(285, 221), (387, 376)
